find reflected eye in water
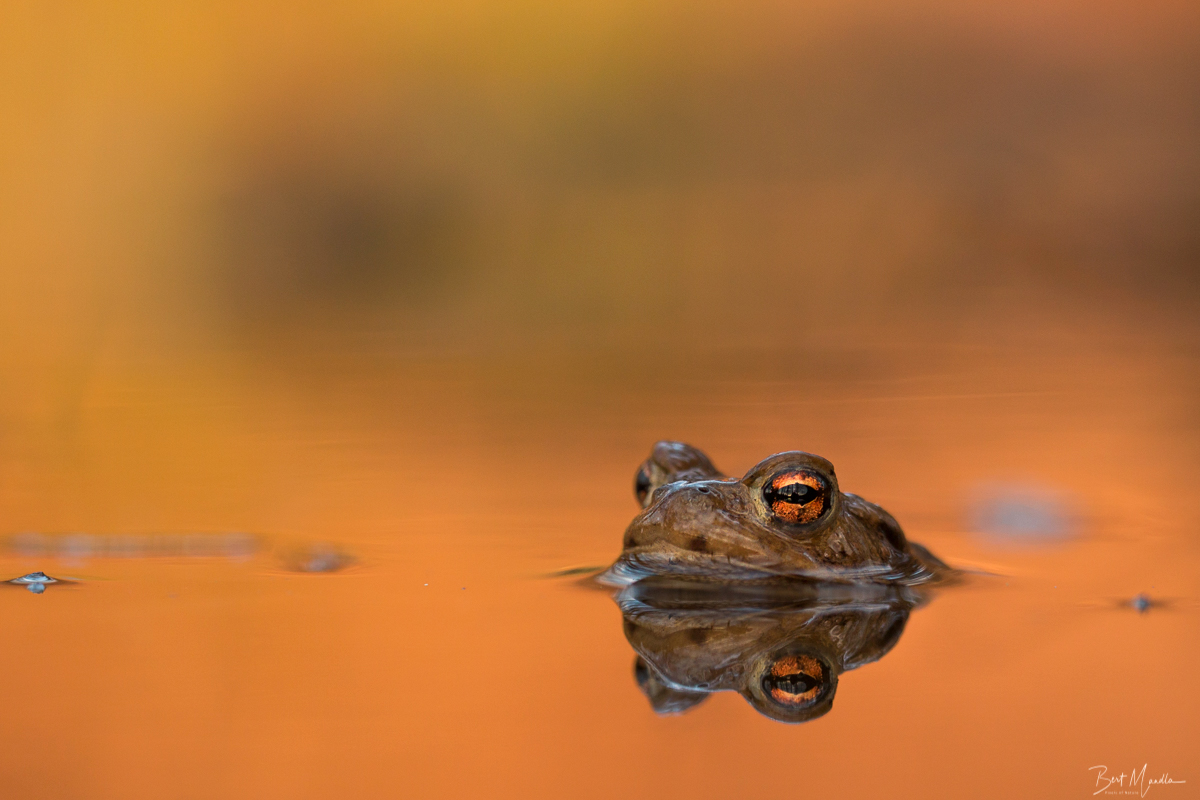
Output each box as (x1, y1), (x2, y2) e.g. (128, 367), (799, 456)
(743, 648), (838, 723)
(635, 465), (653, 506)
(763, 470), (830, 524)
(762, 654), (826, 706)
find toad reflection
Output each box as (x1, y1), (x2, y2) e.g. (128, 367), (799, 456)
(617, 582), (921, 723)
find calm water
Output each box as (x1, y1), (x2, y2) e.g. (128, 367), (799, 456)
(1, 324), (1196, 798)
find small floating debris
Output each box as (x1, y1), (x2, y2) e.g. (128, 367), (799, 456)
(1129, 593), (1155, 613)
(7, 571), (63, 594)
(277, 542), (355, 573)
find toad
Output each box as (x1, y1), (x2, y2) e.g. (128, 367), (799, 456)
(603, 441), (947, 586)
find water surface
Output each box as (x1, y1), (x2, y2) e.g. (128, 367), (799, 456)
(1, 326), (1196, 798)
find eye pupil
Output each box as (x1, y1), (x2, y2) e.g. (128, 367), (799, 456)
(762, 470), (831, 524)
(779, 484), (814, 503)
(763, 673), (819, 696)
(763, 480), (818, 507)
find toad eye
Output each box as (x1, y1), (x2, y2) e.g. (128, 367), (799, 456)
(763, 469), (830, 524)
(761, 654), (827, 707)
(635, 465), (652, 506)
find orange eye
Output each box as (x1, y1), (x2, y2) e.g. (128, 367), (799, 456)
(762, 654), (825, 706)
(763, 469), (829, 524)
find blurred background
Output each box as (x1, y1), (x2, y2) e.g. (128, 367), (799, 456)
(3, 0), (1198, 517)
(4, 0), (1198, 349)
(4, 0), (1199, 528)
(0, 1), (1198, 796)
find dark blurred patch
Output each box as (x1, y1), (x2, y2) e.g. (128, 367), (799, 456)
(213, 157), (474, 323)
(202, 21), (1200, 340)
(541, 29), (1200, 291)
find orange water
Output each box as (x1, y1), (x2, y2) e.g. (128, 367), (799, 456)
(0, 324), (1196, 799)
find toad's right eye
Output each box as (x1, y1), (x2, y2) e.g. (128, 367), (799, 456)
(762, 469), (831, 524)
(635, 465), (652, 506)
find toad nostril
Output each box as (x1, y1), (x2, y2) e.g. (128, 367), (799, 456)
(696, 486), (711, 494)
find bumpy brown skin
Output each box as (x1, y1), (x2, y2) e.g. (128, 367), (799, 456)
(634, 441), (724, 507)
(620, 585), (918, 723)
(605, 442), (947, 586)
